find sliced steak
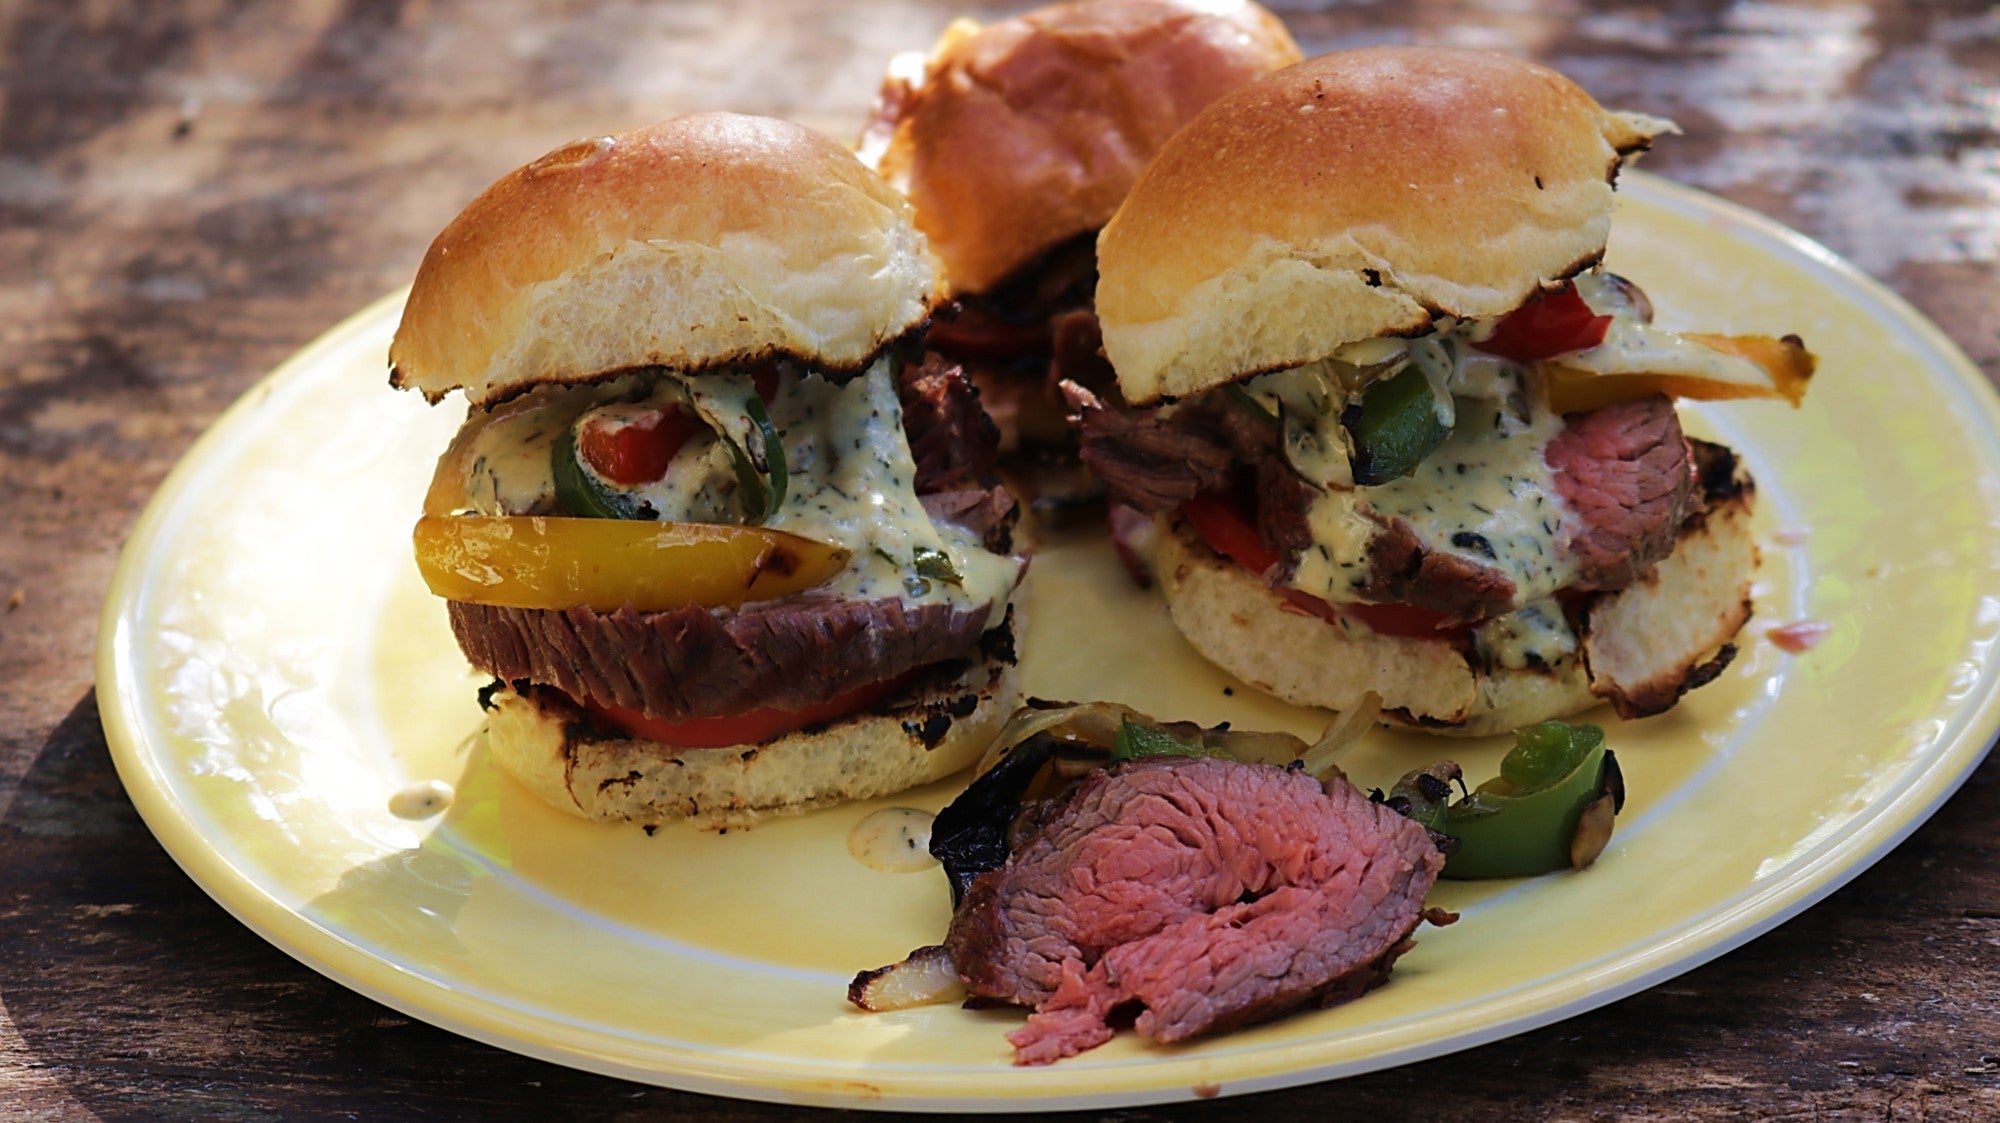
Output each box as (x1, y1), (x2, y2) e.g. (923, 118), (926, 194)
(899, 353), (1001, 492)
(1256, 460), (1318, 561)
(1359, 396), (1694, 614)
(1545, 395), (1696, 590)
(450, 595), (993, 721)
(1358, 515), (1519, 622)
(945, 757), (1446, 1065)
(964, 230), (1098, 329)
(1067, 383), (1235, 514)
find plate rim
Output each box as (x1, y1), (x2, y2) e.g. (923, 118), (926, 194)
(95, 171), (2000, 1110)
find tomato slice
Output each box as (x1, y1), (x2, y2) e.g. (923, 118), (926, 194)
(1476, 283), (1613, 364)
(1182, 492), (1279, 575)
(577, 407), (704, 486)
(1182, 492), (1462, 639)
(581, 674), (911, 749)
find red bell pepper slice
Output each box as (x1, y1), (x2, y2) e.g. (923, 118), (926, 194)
(1476, 283), (1613, 364)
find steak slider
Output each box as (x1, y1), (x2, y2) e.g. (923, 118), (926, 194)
(392, 114), (1025, 826)
(1074, 48), (1814, 735)
(859, 0), (1301, 497)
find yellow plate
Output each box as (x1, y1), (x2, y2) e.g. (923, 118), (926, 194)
(97, 173), (2000, 1110)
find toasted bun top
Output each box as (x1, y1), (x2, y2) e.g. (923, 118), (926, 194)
(391, 113), (943, 406)
(1096, 47), (1673, 403)
(864, 0), (1301, 296)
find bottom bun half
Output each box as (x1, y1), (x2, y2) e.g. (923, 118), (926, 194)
(1155, 468), (1758, 737)
(482, 612), (1023, 829)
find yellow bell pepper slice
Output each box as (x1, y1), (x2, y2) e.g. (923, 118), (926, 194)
(413, 516), (850, 612)
(1543, 333), (1815, 414)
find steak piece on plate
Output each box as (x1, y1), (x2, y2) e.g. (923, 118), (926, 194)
(944, 756), (1448, 1064)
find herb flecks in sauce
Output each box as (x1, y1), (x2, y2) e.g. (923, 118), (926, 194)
(1474, 599), (1578, 670)
(1239, 267), (1717, 617)
(1291, 395), (1568, 609)
(437, 358), (1020, 620)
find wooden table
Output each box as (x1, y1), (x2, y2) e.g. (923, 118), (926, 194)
(4, 2), (1997, 1118)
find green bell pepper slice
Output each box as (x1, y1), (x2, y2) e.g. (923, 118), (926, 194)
(1386, 721), (1623, 879)
(1343, 362), (1450, 485)
(1444, 721), (1620, 878)
(1110, 719), (1225, 763)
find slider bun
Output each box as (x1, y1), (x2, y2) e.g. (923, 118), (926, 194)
(484, 638), (1022, 829)
(1152, 466), (1755, 736)
(391, 113), (942, 406)
(1097, 46), (1673, 404)
(871, 0), (1301, 295)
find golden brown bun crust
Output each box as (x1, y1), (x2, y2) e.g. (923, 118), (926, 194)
(1097, 46), (1673, 403)
(391, 113), (942, 406)
(484, 630), (1023, 829)
(868, 0), (1301, 295)
(1153, 463), (1754, 735)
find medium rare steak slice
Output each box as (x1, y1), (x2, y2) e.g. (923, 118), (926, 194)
(945, 757), (1447, 1064)
(450, 595), (992, 721)
(1546, 394), (1696, 591)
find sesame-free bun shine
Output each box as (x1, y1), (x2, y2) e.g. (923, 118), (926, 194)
(1096, 47), (1673, 404)
(391, 113), (943, 406)
(869, 0), (1301, 296)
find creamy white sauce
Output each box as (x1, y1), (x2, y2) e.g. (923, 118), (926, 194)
(433, 359), (1021, 622)
(427, 379), (638, 517)
(754, 362), (1018, 619)
(388, 779), (454, 820)
(627, 431), (737, 523)
(581, 392), (741, 524)
(1264, 335), (1568, 613)
(1221, 268), (1770, 622)
(1474, 598), (1578, 670)
(1562, 271), (1774, 384)
(1288, 397), (1571, 608)
(846, 807), (938, 873)
(1243, 361), (1355, 490)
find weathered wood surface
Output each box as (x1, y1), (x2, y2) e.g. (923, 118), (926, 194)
(3, 1), (1997, 1118)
